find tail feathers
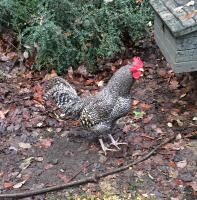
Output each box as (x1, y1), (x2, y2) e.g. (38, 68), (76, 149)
(45, 76), (77, 96)
(44, 77), (84, 119)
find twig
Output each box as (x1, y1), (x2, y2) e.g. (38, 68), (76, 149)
(68, 163), (92, 182)
(0, 135), (176, 199)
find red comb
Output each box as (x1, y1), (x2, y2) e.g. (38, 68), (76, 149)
(129, 57), (143, 79)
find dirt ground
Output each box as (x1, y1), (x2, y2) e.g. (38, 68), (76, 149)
(0, 38), (197, 200)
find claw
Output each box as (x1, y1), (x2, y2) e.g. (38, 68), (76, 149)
(99, 139), (117, 155)
(108, 134), (127, 149)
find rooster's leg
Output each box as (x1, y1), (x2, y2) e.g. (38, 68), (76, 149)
(109, 134), (127, 149)
(99, 139), (117, 155)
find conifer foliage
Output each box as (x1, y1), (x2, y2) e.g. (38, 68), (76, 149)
(0, 0), (153, 73)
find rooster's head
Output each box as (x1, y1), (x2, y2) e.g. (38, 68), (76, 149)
(129, 57), (144, 79)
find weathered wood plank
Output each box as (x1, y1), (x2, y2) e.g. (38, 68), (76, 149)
(150, 0), (197, 37)
(174, 60), (197, 73)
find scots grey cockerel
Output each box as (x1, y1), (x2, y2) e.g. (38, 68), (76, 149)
(44, 57), (144, 154)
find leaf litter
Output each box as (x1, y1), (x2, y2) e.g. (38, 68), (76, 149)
(0, 33), (197, 199)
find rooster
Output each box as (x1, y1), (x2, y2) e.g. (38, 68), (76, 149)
(44, 57), (144, 154)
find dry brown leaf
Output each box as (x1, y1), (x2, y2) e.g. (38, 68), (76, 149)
(140, 103), (152, 109)
(0, 109), (9, 120)
(122, 125), (131, 133)
(179, 11), (196, 20)
(63, 32), (71, 37)
(169, 161), (176, 167)
(136, 0), (142, 3)
(132, 99), (140, 106)
(72, 120), (80, 126)
(140, 133), (155, 140)
(33, 93), (43, 103)
(0, 52), (18, 61)
(44, 164), (54, 169)
(143, 115), (153, 123)
(85, 78), (94, 85)
(111, 66), (116, 72)
(35, 157), (44, 162)
(76, 65), (88, 77)
(57, 173), (70, 183)
(169, 80), (179, 90)
(176, 160), (187, 168)
(68, 67), (74, 80)
(3, 182), (15, 188)
(157, 68), (167, 77)
(40, 137), (52, 148)
(44, 70), (57, 80)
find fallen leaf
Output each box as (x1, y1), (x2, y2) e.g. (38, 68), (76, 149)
(0, 109), (9, 120)
(76, 65), (88, 77)
(167, 122), (173, 127)
(175, 179), (184, 185)
(180, 93), (187, 98)
(97, 80), (104, 87)
(179, 11), (196, 20)
(186, 1), (195, 6)
(44, 164), (54, 169)
(111, 65), (116, 72)
(176, 160), (187, 168)
(115, 158), (126, 166)
(25, 56), (35, 68)
(67, 67), (74, 80)
(57, 173), (70, 183)
(170, 161), (176, 167)
(169, 80), (179, 90)
(36, 122), (43, 127)
(85, 78), (94, 85)
(142, 193), (148, 198)
(192, 117), (197, 121)
(42, 138), (52, 148)
(136, 0), (142, 3)
(46, 127), (53, 132)
(23, 51), (29, 59)
(176, 119), (183, 127)
(132, 99), (140, 106)
(157, 68), (167, 77)
(189, 181), (197, 192)
(0, 171), (3, 177)
(0, 52), (18, 61)
(148, 173), (154, 180)
(174, 6), (184, 13)
(44, 69), (57, 80)
(122, 125), (131, 133)
(133, 111), (143, 116)
(33, 84), (42, 93)
(13, 180), (27, 189)
(3, 182), (15, 188)
(140, 103), (152, 109)
(18, 142), (31, 149)
(143, 115), (153, 123)
(35, 157), (44, 162)
(72, 120), (80, 126)
(163, 141), (185, 150)
(140, 133), (155, 140)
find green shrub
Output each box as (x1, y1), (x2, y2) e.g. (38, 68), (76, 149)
(0, 0), (153, 73)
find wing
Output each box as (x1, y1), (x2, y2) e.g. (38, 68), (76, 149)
(79, 95), (114, 129)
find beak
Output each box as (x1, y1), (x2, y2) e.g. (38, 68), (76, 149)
(139, 68), (144, 72)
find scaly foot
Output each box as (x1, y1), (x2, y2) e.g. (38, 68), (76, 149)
(99, 139), (117, 155)
(108, 134), (127, 149)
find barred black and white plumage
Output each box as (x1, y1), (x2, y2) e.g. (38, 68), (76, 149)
(44, 57), (144, 154)
(44, 76), (86, 119)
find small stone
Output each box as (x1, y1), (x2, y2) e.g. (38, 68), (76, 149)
(51, 159), (59, 165)
(167, 122), (173, 127)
